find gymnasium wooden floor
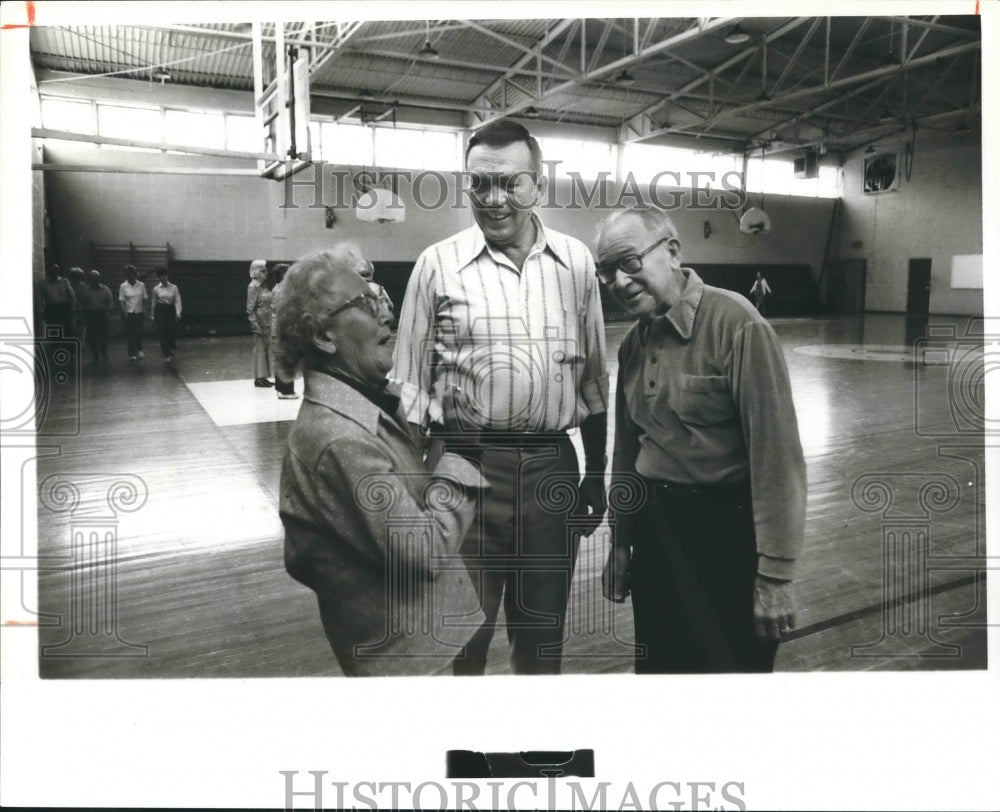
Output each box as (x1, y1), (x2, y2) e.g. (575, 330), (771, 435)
(31, 313), (988, 677)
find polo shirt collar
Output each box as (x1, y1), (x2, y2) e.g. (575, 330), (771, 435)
(458, 215), (570, 272)
(641, 268), (704, 343)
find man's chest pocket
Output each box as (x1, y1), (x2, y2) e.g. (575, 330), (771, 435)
(674, 374), (736, 426)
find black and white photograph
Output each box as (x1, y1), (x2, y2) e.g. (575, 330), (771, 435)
(1, 1), (996, 809)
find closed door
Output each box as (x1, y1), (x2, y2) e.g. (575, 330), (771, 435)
(830, 259), (867, 313)
(906, 258), (932, 316)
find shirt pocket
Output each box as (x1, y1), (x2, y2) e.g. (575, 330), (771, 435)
(675, 374), (736, 426)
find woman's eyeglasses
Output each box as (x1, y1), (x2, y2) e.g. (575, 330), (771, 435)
(594, 237), (672, 286)
(329, 292), (382, 320)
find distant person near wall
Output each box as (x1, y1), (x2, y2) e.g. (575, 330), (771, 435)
(151, 267), (182, 362)
(68, 267), (88, 345)
(119, 265), (148, 362)
(750, 272), (772, 317)
(247, 259), (274, 387)
(37, 263), (76, 339)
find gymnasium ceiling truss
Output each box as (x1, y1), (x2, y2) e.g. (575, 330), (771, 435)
(30, 15), (981, 161)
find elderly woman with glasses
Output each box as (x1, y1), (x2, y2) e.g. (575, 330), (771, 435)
(275, 244), (488, 676)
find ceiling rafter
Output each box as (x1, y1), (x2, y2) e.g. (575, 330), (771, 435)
(750, 75), (896, 141)
(828, 17), (872, 84)
(309, 21), (365, 77)
(464, 19), (581, 77)
(879, 16), (980, 39)
(670, 38), (979, 143)
(620, 17), (812, 144)
(478, 16), (733, 124)
(770, 18), (823, 96)
(467, 18), (578, 122)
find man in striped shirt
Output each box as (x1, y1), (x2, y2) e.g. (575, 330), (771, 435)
(390, 119), (609, 675)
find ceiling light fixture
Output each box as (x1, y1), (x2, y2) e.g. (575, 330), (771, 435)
(865, 145), (877, 154)
(614, 68), (636, 86)
(419, 20), (439, 59)
(724, 24), (750, 45)
(523, 106), (539, 119)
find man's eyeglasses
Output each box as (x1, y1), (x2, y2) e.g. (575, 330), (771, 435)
(462, 171), (538, 199)
(595, 237), (672, 286)
(329, 292), (382, 320)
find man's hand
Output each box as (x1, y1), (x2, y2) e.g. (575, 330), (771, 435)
(602, 546), (631, 603)
(576, 471), (606, 537)
(753, 575), (796, 640)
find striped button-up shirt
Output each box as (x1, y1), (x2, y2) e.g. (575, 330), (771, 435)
(391, 219), (609, 432)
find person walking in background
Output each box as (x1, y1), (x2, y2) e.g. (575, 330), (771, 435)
(247, 259), (273, 388)
(37, 263), (76, 339)
(151, 267), (182, 362)
(68, 267), (88, 345)
(78, 270), (114, 363)
(118, 264), (148, 362)
(269, 263), (299, 399)
(750, 271), (772, 316)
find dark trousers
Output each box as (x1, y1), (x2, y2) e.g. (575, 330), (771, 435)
(453, 433), (581, 676)
(629, 479), (778, 674)
(154, 304), (177, 356)
(83, 312), (109, 360)
(123, 313), (144, 357)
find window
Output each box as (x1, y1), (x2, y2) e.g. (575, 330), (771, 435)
(621, 142), (735, 185)
(97, 103), (161, 151)
(318, 121), (374, 166)
(373, 127), (418, 169)
(537, 136), (615, 180)
(164, 109), (226, 149)
(420, 130), (461, 170)
(624, 142), (839, 198)
(41, 97), (95, 135)
(226, 114), (262, 154)
(371, 127), (461, 170)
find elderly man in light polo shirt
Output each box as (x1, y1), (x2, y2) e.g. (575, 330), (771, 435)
(390, 119), (609, 675)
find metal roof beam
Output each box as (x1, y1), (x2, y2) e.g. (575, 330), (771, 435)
(828, 17), (872, 84)
(878, 16), (980, 39)
(464, 19), (581, 77)
(749, 76), (895, 140)
(467, 18), (578, 124)
(771, 18), (823, 95)
(309, 21), (365, 78)
(666, 39), (979, 143)
(478, 16), (733, 124)
(620, 17), (812, 144)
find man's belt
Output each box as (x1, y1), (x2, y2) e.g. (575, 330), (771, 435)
(429, 424), (568, 448)
(644, 476), (750, 501)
